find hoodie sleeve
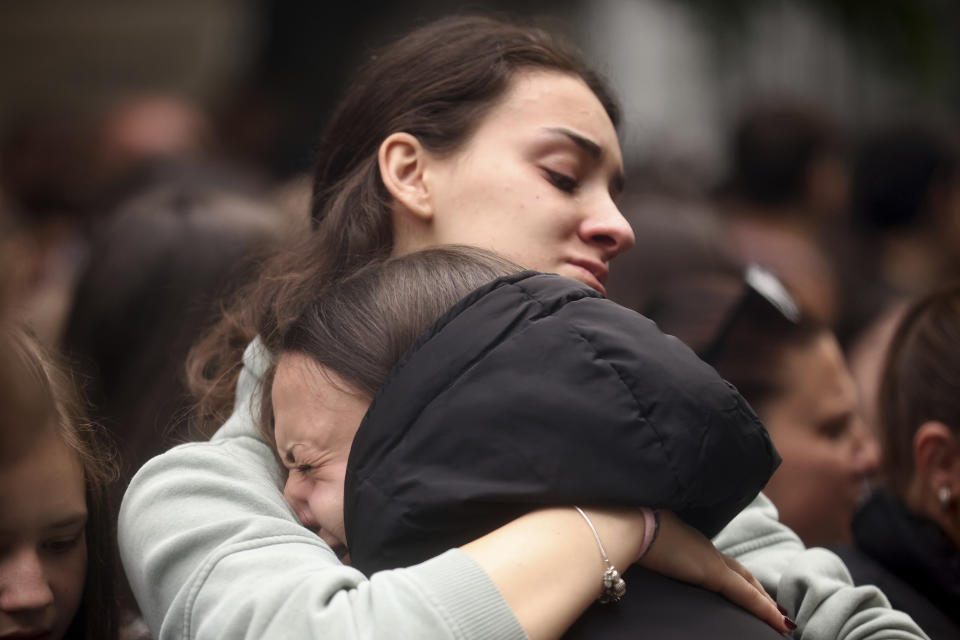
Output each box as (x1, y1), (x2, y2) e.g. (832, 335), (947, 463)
(714, 494), (930, 640)
(117, 340), (525, 640)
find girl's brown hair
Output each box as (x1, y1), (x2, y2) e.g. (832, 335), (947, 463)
(187, 14), (619, 434)
(0, 325), (119, 640)
(877, 282), (960, 496)
(258, 246), (522, 447)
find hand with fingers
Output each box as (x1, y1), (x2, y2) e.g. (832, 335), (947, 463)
(637, 510), (796, 635)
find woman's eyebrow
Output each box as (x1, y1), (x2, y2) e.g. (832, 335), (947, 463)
(46, 512), (88, 529)
(543, 126), (624, 194)
(544, 127), (602, 159)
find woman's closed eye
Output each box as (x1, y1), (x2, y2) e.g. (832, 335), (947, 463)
(818, 415), (852, 441)
(295, 463), (314, 474)
(544, 168), (579, 193)
(42, 532), (84, 555)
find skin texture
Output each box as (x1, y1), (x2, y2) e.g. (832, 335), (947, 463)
(759, 333), (880, 547)
(388, 70), (635, 295)
(0, 430), (87, 640)
(274, 354), (370, 563)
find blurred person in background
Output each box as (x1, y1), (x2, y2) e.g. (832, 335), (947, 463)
(846, 123), (960, 313)
(835, 282), (960, 639)
(89, 92), (278, 212)
(1, 156), (149, 640)
(0, 93), (234, 348)
(0, 113), (96, 344)
(601, 170), (732, 315)
(0, 325), (119, 640)
(640, 265), (879, 548)
(717, 99), (849, 327)
(842, 122), (960, 442)
(94, 93), (212, 188)
(62, 159), (297, 508)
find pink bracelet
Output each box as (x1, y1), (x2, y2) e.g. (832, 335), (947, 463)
(636, 507), (660, 560)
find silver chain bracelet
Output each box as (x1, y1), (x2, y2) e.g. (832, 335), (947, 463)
(574, 506), (626, 604)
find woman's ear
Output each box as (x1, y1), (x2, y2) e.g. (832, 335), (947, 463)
(913, 421), (960, 505)
(378, 132), (433, 222)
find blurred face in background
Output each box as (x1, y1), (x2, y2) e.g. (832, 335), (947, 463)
(759, 332), (880, 547)
(401, 70), (635, 295)
(0, 430), (87, 640)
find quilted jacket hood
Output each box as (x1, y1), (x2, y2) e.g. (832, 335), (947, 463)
(344, 272), (780, 576)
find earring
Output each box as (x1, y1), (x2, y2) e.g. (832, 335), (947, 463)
(938, 485), (952, 509)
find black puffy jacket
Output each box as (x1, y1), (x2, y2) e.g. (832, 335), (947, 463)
(345, 272), (783, 637)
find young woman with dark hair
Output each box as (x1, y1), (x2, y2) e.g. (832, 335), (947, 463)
(119, 14), (927, 640)
(186, 14), (627, 428)
(837, 282), (960, 639)
(0, 326), (119, 640)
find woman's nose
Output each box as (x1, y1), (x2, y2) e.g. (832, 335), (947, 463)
(579, 196), (635, 260)
(283, 474), (308, 512)
(0, 548), (55, 613)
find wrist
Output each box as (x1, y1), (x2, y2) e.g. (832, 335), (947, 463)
(573, 506), (626, 603)
(571, 506), (650, 569)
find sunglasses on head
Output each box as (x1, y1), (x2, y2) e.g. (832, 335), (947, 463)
(699, 265), (800, 366)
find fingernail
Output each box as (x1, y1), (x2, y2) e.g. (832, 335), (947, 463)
(776, 603), (788, 616)
(784, 616), (797, 630)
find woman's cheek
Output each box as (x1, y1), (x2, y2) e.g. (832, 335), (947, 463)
(308, 488), (335, 528)
(51, 539), (87, 638)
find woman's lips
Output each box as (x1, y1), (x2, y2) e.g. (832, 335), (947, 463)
(565, 260), (608, 295)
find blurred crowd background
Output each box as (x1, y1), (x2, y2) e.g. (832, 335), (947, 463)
(2, 0), (959, 530)
(3, 2), (960, 636)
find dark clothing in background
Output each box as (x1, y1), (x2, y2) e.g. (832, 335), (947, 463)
(835, 490), (960, 640)
(345, 272), (782, 639)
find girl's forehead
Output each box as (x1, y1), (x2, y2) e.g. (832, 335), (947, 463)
(0, 431), (86, 533)
(272, 354), (371, 459)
